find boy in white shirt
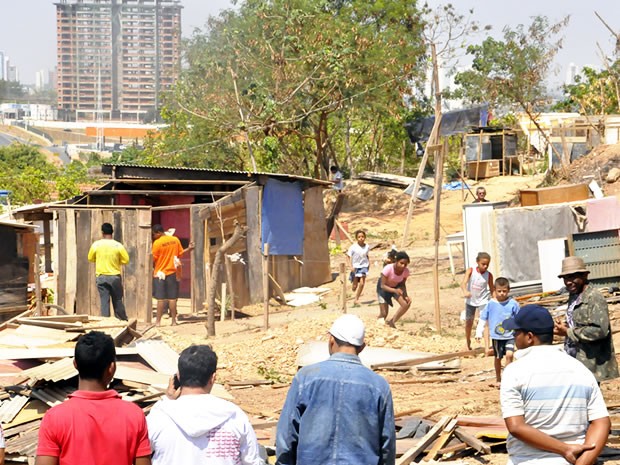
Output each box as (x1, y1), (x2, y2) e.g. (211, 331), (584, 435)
(346, 230), (370, 306)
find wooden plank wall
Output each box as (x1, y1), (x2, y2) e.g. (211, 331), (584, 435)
(55, 208), (152, 321)
(244, 186), (263, 303)
(199, 189), (250, 309)
(302, 186), (332, 286)
(190, 205), (206, 314)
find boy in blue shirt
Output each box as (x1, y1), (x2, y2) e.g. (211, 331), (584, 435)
(475, 277), (520, 384)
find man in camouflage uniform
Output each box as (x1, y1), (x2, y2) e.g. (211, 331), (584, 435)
(554, 256), (619, 382)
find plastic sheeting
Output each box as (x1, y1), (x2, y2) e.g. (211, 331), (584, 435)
(494, 205), (578, 284)
(405, 105), (489, 142)
(261, 178), (304, 255)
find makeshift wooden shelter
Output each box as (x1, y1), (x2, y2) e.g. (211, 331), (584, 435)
(0, 220), (38, 320)
(13, 165), (332, 321)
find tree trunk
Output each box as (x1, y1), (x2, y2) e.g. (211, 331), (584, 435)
(206, 221), (246, 336)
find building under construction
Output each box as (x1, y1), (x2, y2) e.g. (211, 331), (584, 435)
(55, 0), (182, 122)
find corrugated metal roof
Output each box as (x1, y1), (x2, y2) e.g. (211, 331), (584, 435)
(102, 163), (332, 186)
(0, 219), (38, 230)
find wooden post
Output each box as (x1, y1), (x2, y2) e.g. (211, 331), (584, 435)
(34, 232), (43, 317)
(401, 42), (443, 248)
(460, 141), (465, 202)
(263, 243), (270, 330)
(432, 141), (445, 335)
(339, 262), (347, 313)
(224, 254), (235, 320)
(220, 282), (227, 321)
(204, 262), (210, 312)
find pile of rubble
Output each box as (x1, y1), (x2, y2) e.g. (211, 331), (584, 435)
(0, 313), (231, 463)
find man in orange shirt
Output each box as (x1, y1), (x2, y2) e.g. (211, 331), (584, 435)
(152, 224), (193, 326)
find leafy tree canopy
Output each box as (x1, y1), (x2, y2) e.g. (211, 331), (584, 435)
(148, 0), (428, 177)
(0, 143), (91, 205)
(452, 16), (568, 114)
(553, 60), (620, 114)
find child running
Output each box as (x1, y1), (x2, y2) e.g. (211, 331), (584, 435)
(346, 230), (370, 306)
(461, 251), (494, 350)
(475, 277), (520, 384)
(377, 251), (411, 328)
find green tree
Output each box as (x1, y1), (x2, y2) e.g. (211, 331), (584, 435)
(152, 0), (427, 177)
(0, 80), (25, 103)
(453, 16), (568, 119)
(553, 61), (620, 114)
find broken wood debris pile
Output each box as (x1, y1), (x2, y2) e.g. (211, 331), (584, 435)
(394, 415), (504, 464)
(0, 314), (231, 464)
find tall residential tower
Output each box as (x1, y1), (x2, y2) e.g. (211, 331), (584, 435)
(55, 0), (181, 121)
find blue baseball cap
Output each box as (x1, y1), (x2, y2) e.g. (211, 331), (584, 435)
(502, 305), (554, 334)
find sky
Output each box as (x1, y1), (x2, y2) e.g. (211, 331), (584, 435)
(0, 0), (619, 86)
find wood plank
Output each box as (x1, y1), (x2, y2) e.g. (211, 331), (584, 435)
(123, 209), (138, 320)
(75, 209), (92, 316)
(27, 315), (90, 323)
(396, 416), (453, 465)
(137, 208), (153, 322)
(15, 319), (83, 330)
(0, 346), (139, 360)
(453, 427), (492, 454)
(245, 186), (263, 303)
(372, 348), (484, 370)
(0, 309), (33, 331)
(302, 186), (331, 287)
(64, 209), (77, 314)
(191, 205), (206, 314)
(56, 209), (67, 311)
(423, 418), (458, 461)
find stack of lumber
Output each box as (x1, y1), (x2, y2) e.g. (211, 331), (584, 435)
(395, 415), (506, 464)
(0, 314), (232, 464)
(371, 348), (484, 374)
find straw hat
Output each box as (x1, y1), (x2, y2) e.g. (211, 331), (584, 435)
(558, 256), (589, 278)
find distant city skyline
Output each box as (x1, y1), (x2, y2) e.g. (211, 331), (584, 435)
(1, 0), (620, 88)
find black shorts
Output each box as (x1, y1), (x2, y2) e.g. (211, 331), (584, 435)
(492, 339), (515, 359)
(153, 274), (179, 300)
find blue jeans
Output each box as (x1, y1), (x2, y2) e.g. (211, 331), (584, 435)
(96, 275), (128, 320)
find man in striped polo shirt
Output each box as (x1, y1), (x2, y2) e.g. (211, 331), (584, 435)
(500, 305), (610, 465)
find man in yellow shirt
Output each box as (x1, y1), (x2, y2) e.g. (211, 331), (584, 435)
(88, 223), (130, 320)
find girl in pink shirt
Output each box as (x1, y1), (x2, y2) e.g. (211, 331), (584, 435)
(377, 251), (411, 328)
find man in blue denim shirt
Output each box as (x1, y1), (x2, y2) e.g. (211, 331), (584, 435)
(276, 314), (395, 465)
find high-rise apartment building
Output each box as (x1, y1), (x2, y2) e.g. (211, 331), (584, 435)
(55, 0), (182, 121)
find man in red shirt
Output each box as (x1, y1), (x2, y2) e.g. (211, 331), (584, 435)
(152, 224), (193, 326)
(35, 331), (151, 465)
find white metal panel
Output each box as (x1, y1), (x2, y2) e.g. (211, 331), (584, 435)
(538, 238), (566, 292)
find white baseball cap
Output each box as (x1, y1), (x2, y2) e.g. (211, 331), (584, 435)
(329, 314), (365, 347)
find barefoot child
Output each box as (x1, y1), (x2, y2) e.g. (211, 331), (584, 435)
(346, 230), (370, 305)
(377, 251), (411, 328)
(461, 251), (494, 350)
(475, 277), (520, 383)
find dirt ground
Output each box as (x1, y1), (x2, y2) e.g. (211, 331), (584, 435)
(150, 170), (620, 463)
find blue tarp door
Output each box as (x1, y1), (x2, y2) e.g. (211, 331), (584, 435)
(261, 179), (304, 255)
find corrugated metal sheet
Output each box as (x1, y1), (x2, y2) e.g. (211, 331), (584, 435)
(0, 395), (29, 423)
(5, 425), (40, 456)
(21, 357), (77, 383)
(135, 339), (179, 375)
(101, 163), (331, 186)
(31, 386), (73, 407)
(573, 229), (620, 287)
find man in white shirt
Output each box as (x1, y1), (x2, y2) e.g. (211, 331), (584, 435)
(147, 345), (264, 465)
(500, 304), (610, 465)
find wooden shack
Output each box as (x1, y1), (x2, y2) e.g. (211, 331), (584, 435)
(21, 165), (332, 321)
(0, 220), (38, 320)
